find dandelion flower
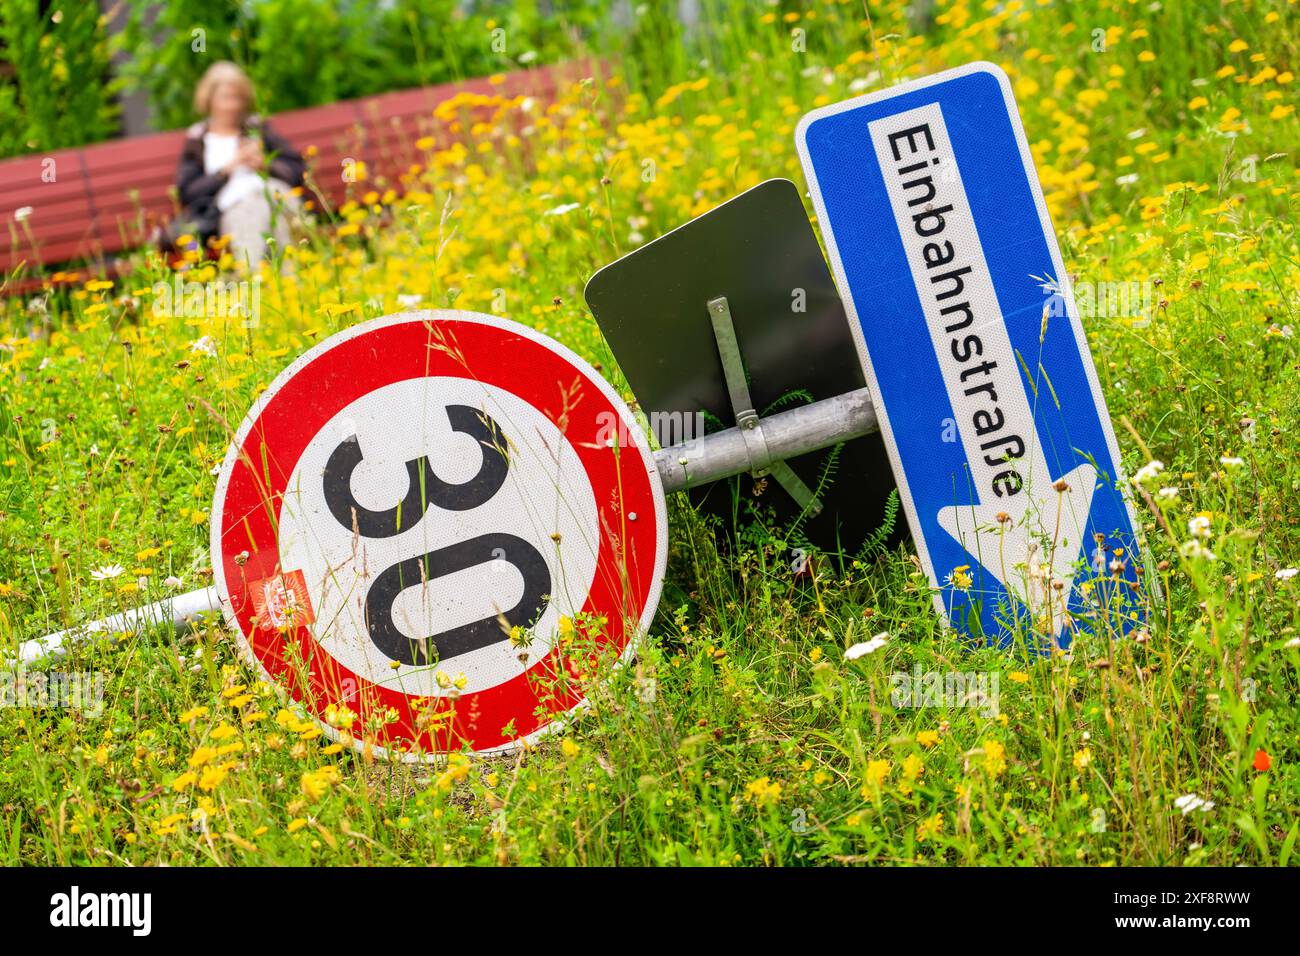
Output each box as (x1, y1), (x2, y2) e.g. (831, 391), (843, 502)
(744, 776), (782, 807)
(863, 759), (891, 789)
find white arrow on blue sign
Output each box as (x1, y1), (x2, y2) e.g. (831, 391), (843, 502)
(797, 62), (1145, 647)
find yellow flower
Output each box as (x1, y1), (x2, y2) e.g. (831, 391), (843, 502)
(561, 738), (580, 758)
(1073, 747), (1093, 770)
(744, 776), (782, 807)
(982, 739), (1007, 777)
(301, 765), (341, 801)
(1007, 671), (1030, 683)
(917, 812), (945, 842)
(916, 729), (941, 748)
(435, 752), (473, 791)
(171, 771), (198, 792)
(199, 763), (231, 791)
(287, 818), (309, 833)
(863, 758), (891, 792)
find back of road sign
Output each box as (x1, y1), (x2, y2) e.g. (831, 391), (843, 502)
(797, 62), (1144, 647)
(585, 178), (899, 556)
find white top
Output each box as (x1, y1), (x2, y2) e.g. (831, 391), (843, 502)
(202, 132), (264, 212)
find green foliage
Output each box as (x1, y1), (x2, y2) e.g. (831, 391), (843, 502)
(0, 0), (119, 156)
(1, 0), (1298, 867)
(111, 0), (244, 133)
(112, 0), (605, 132)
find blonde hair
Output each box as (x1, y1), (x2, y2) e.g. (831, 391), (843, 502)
(194, 61), (255, 117)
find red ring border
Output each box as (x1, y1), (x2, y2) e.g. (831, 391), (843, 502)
(210, 312), (665, 756)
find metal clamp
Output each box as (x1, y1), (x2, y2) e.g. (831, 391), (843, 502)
(707, 295), (823, 515)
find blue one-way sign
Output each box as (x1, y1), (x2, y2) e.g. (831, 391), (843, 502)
(797, 62), (1145, 648)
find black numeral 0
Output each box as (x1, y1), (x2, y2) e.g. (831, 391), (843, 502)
(321, 405), (552, 664)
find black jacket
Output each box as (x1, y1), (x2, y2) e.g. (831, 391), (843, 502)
(176, 117), (306, 242)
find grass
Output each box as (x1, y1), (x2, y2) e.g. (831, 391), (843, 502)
(1, 0), (1298, 866)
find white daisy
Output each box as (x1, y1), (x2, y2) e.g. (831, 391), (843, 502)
(1132, 460), (1164, 485)
(188, 336), (217, 357)
(845, 633), (889, 660)
(1174, 794), (1215, 816)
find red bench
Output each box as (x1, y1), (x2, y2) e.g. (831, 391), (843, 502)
(0, 62), (584, 287)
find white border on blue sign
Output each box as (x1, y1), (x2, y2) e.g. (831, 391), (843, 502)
(795, 60), (1147, 634)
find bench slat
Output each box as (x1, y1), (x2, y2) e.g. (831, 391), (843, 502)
(0, 63), (585, 275)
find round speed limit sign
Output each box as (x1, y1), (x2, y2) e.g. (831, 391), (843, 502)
(210, 311), (668, 758)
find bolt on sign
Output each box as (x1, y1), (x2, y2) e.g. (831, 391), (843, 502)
(210, 312), (667, 758)
(797, 62), (1146, 647)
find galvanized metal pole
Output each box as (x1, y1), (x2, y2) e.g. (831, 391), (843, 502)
(13, 586), (220, 665)
(11, 388), (879, 663)
(654, 386), (878, 492)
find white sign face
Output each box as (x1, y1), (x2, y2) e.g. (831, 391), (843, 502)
(211, 311), (668, 758)
(798, 63), (1145, 647)
(277, 376), (601, 698)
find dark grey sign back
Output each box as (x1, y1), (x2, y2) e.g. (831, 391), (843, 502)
(584, 178), (900, 555)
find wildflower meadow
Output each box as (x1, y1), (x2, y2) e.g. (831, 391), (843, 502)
(1, 0), (1298, 871)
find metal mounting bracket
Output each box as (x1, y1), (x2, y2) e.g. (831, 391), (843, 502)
(707, 295), (823, 516)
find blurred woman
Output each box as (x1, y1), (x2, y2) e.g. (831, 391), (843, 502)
(176, 61), (305, 267)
